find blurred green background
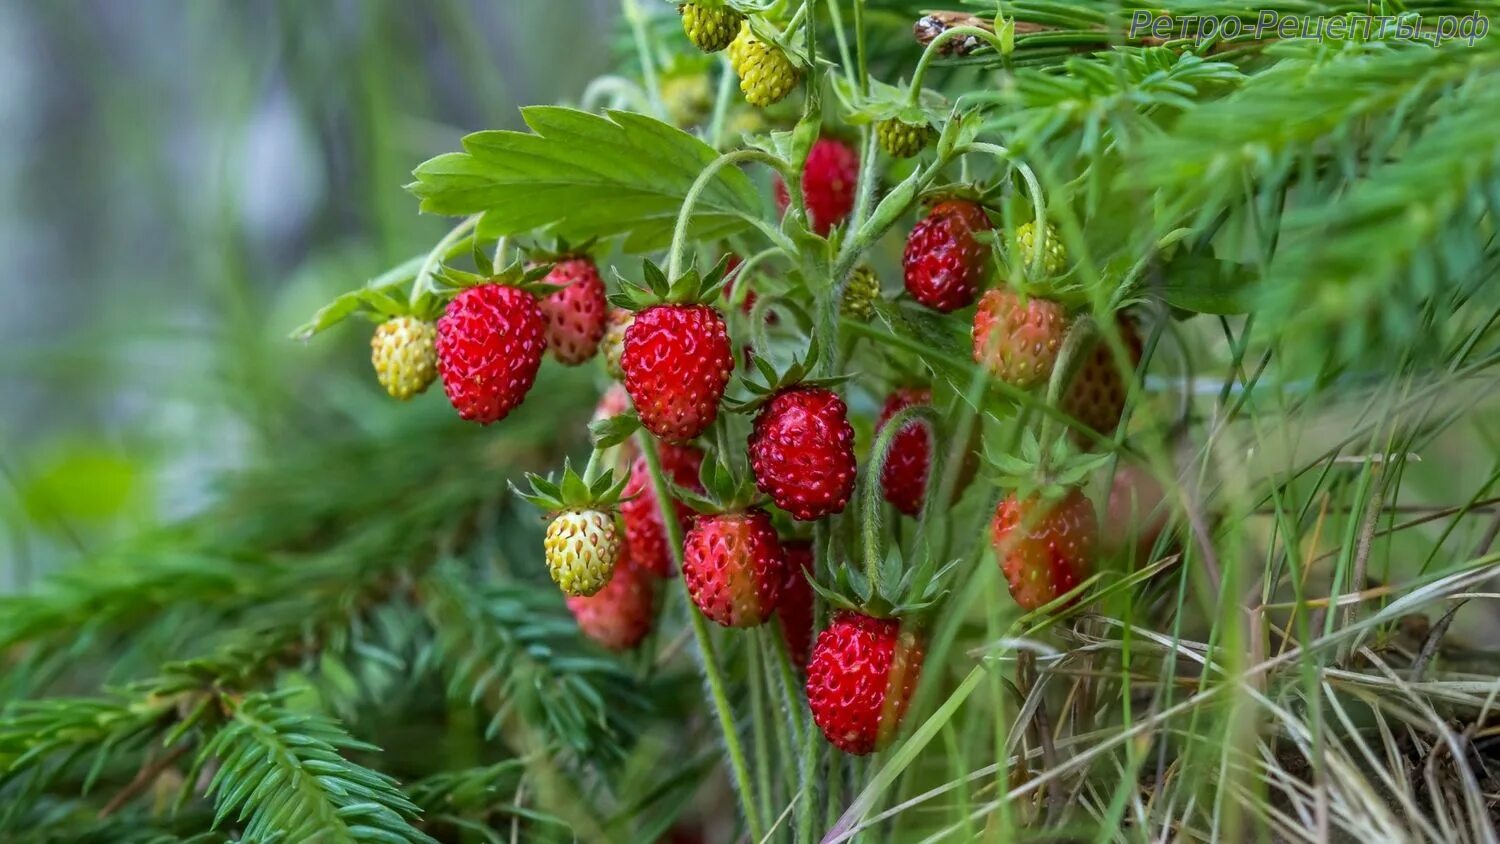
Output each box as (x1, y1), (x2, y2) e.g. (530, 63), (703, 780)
(0, 0), (621, 589)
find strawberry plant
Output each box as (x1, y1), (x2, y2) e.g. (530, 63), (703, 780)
(7, 2), (1500, 842)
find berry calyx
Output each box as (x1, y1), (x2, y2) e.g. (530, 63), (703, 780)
(806, 612), (924, 755)
(682, 507), (786, 627)
(903, 199), (993, 312)
(371, 316), (438, 400)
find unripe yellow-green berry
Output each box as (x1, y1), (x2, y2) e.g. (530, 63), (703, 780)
(841, 264), (882, 321)
(728, 23), (799, 107)
(370, 316), (437, 400)
(544, 509), (622, 597)
(876, 118), (934, 158)
(661, 72), (713, 127)
(601, 308), (632, 381)
(1016, 220), (1067, 276)
(680, 3), (743, 53)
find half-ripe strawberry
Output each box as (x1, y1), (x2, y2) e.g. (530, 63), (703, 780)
(774, 137), (858, 236)
(902, 199), (992, 312)
(806, 612), (924, 755)
(619, 443), (705, 577)
(537, 256), (608, 365)
(777, 540), (815, 666)
(682, 508), (785, 627)
(990, 487), (1097, 611)
(749, 387), (856, 521)
(601, 308), (633, 380)
(566, 552), (656, 650)
(436, 284), (546, 424)
(622, 304), (734, 443)
(972, 287), (1070, 389)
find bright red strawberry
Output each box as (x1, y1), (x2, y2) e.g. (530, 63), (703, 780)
(1061, 319), (1142, 438)
(436, 284), (546, 424)
(991, 488), (1097, 611)
(903, 200), (993, 312)
(777, 540), (814, 666)
(619, 443), (705, 578)
(537, 257), (608, 365)
(806, 612), (924, 755)
(876, 388), (934, 517)
(623, 305), (734, 443)
(972, 288), (1070, 389)
(682, 508), (785, 627)
(749, 387), (856, 521)
(1102, 463), (1168, 561)
(566, 552), (655, 650)
(774, 138), (858, 236)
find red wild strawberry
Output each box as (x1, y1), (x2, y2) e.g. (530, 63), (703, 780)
(436, 284), (546, 424)
(749, 387), (856, 521)
(623, 305), (734, 443)
(777, 540), (814, 666)
(806, 612), (923, 755)
(566, 553), (655, 650)
(972, 288), (1070, 389)
(682, 508), (785, 627)
(619, 443), (705, 578)
(1061, 318), (1142, 438)
(537, 257), (608, 365)
(991, 488), (1097, 611)
(903, 200), (993, 312)
(1102, 463), (1168, 561)
(774, 138), (858, 237)
(876, 388), (934, 517)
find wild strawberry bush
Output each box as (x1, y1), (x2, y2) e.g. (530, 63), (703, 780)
(6, 2), (1500, 842)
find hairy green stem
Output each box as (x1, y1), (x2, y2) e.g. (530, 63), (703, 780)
(637, 433), (766, 842)
(623, 0), (665, 120)
(957, 143), (1048, 277)
(668, 149), (792, 280)
(860, 405), (941, 588)
(906, 26), (1008, 106)
(410, 215), (479, 306)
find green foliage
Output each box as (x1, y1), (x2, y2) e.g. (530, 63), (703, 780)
(409, 107), (763, 252)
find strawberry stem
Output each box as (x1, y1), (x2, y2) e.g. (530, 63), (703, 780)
(637, 432), (767, 842)
(862, 404), (940, 591)
(906, 26), (1007, 107)
(666, 148), (792, 280)
(409, 215), (479, 307)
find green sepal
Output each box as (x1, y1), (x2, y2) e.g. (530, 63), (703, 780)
(589, 412), (642, 450)
(675, 450), (761, 515)
(984, 431), (1110, 501)
(508, 457), (631, 513)
(522, 236), (599, 265)
(724, 337), (851, 413)
(832, 75), (946, 127)
(608, 256), (731, 310)
(913, 182), (988, 211)
(809, 549), (956, 620)
(434, 258), (557, 298)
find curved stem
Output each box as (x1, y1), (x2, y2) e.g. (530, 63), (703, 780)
(637, 434), (766, 843)
(411, 215), (479, 307)
(1037, 316), (1097, 457)
(959, 142), (1048, 277)
(907, 26), (1008, 106)
(667, 149), (792, 280)
(861, 405), (941, 588)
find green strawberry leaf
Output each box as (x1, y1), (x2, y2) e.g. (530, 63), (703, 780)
(409, 108), (764, 253)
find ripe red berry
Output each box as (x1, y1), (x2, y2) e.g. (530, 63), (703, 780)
(876, 388), (934, 517)
(990, 488), (1097, 611)
(806, 612), (923, 755)
(619, 443), (705, 578)
(623, 305), (734, 443)
(435, 284), (546, 424)
(1061, 319), (1142, 438)
(774, 138), (858, 236)
(749, 387), (856, 521)
(537, 257), (608, 365)
(903, 200), (993, 312)
(972, 288), (1070, 389)
(682, 508), (785, 627)
(777, 540), (814, 666)
(566, 553), (655, 650)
